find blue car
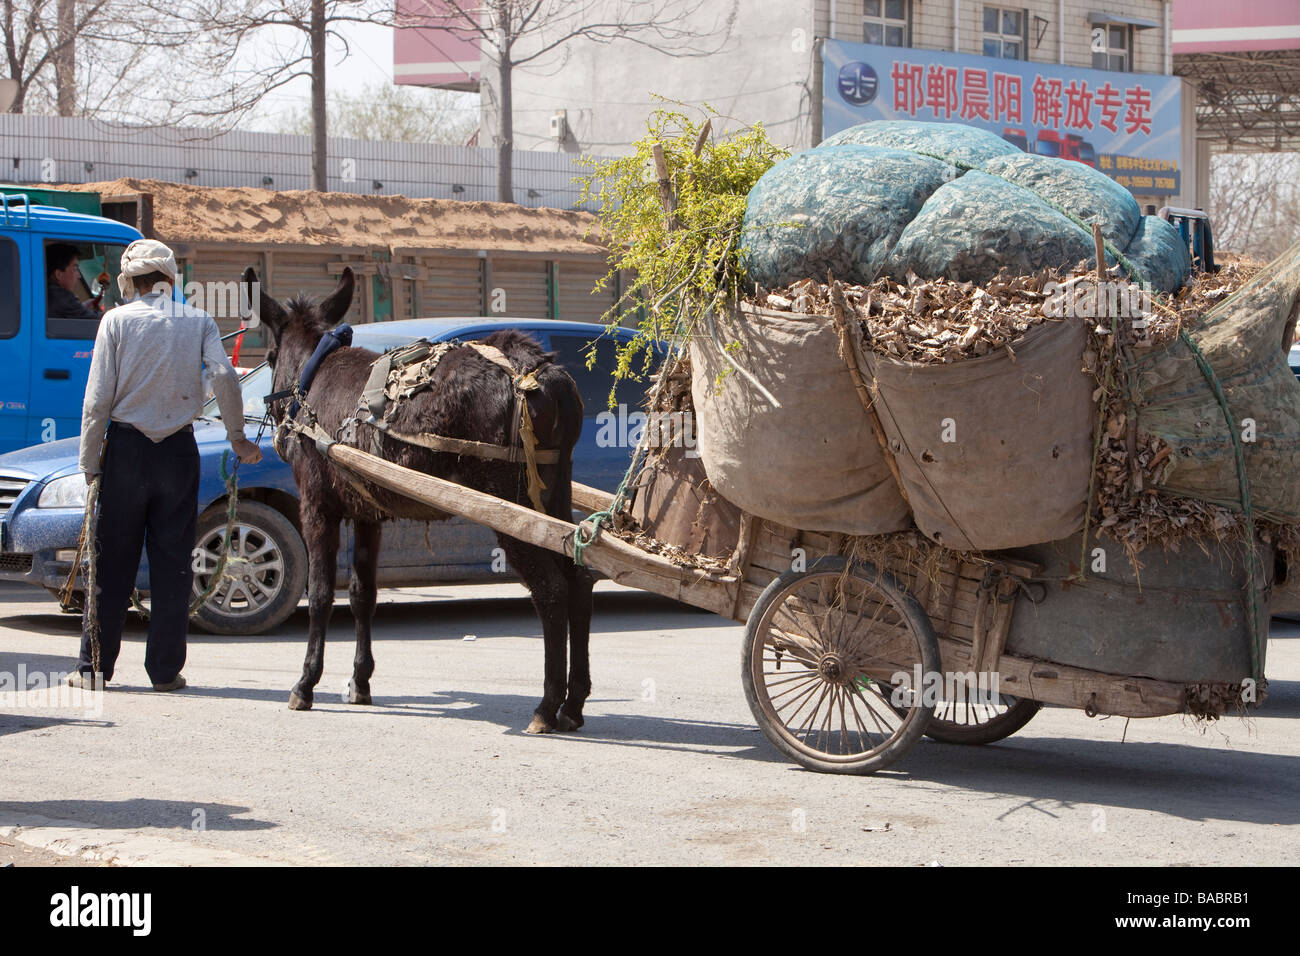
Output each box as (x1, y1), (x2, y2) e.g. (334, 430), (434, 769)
(0, 318), (651, 634)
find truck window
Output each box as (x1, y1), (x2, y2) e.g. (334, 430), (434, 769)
(45, 240), (126, 340)
(0, 237), (18, 339)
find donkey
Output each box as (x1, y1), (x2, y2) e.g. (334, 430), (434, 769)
(246, 266), (594, 734)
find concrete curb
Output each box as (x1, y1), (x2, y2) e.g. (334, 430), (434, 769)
(0, 814), (284, 867)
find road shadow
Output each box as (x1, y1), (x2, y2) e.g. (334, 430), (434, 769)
(1256, 677), (1300, 718)
(0, 799), (275, 832)
(0, 712), (112, 737)
(177, 680), (785, 762)
(890, 723), (1300, 826)
(0, 649), (111, 735)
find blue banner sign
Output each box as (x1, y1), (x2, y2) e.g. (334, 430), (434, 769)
(823, 38), (1183, 196)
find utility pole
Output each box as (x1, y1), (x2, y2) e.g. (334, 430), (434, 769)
(310, 0), (327, 191)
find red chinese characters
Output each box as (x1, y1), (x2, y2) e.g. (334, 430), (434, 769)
(881, 58), (1156, 142)
(925, 65), (959, 119)
(1124, 85), (1152, 135)
(1064, 80), (1093, 130)
(959, 68), (991, 121)
(993, 73), (1022, 124)
(891, 61), (925, 115)
(1094, 82), (1123, 133)
(1031, 75), (1064, 128)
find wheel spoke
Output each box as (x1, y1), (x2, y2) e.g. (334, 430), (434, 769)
(850, 680), (898, 742)
(768, 673), (822, 703)
(795, 682), (832, 746)
(773, 677), (824, 718)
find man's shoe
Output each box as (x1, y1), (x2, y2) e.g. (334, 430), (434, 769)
(65, 672), (103, 691)
(152, 675), (187, 692)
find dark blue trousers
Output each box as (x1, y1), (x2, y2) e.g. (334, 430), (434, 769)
(79, 423), (199, 684)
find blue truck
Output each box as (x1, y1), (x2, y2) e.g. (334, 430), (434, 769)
(0, 189), (143, 453)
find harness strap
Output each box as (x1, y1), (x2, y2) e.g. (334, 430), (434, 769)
(360, 352), (394, 421)
(292, 323), (352, 417)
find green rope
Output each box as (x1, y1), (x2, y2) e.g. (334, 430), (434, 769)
(1179, 329), (1263, 681)
(572, 441), (645, 567)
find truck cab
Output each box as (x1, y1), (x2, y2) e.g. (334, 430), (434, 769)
(0, 191), (142, 454)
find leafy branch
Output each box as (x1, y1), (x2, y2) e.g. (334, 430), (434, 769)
(576, 101), (788, 402)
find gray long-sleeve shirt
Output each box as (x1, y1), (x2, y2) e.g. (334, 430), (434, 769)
(79, 291), (246, 474)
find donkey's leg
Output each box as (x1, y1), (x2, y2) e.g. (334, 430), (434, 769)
(289, 509), (341, 711)
(556, 563), (595, 732)
(501, 537), (569, 734)
(347, 520), (382, 705)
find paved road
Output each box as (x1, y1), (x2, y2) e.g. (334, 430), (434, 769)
(1, 580), (1296, 865)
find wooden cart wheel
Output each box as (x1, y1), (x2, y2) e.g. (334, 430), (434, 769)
(742, 556), (939, 775)
(922, 694), (1042, 745)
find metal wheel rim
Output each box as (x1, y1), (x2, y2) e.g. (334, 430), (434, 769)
(749, 569), (929, 765)
(192, 521), (286, 616)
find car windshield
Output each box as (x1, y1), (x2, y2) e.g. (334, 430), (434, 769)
(202, 364), (273, 422)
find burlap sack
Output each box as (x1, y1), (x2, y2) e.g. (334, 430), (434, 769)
(862, 317), (1095, 550)
(690, 304), (910, 535)
(1137, 241), (1300, 519)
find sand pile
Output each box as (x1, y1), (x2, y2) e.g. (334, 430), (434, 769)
(64, 177), (605, 254)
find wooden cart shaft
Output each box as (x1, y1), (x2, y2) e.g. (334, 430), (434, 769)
(325, 443), (741, 616)
(325, 441), (1190, 719)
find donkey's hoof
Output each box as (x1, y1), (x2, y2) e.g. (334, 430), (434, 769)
(347, 685), (372, 705)
(524, 714), (556, 735)
(555, 712), (583, 732)
(288, 691), (313, 711)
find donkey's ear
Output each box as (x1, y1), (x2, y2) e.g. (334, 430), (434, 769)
(244, 266), (286, 335)
(320, 267), (355, 328)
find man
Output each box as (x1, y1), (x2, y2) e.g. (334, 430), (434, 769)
(46, 242), (101, 321)
(69, 239), (262, 692)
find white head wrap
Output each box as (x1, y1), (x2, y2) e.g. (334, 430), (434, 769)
(117, 238), (179, 298)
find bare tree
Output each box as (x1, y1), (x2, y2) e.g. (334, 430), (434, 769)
(1208, 151), (1300, 262)
(403, 0), (735, 203)
(3, 0), (111, 113)
(158, 0), (396, 190)
(267, 80), (478, 144)
(4, 0), (186, 118)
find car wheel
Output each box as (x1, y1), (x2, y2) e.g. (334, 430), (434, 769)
(189, 500), (306, 636)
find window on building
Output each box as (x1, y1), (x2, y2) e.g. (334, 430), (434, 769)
(863, 0), (910, 47)
(1091, 24), (1130, 71)
(982, 6), (1026, 59)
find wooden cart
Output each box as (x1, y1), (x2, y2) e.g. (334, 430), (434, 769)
(317, 440), (1234, 775)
